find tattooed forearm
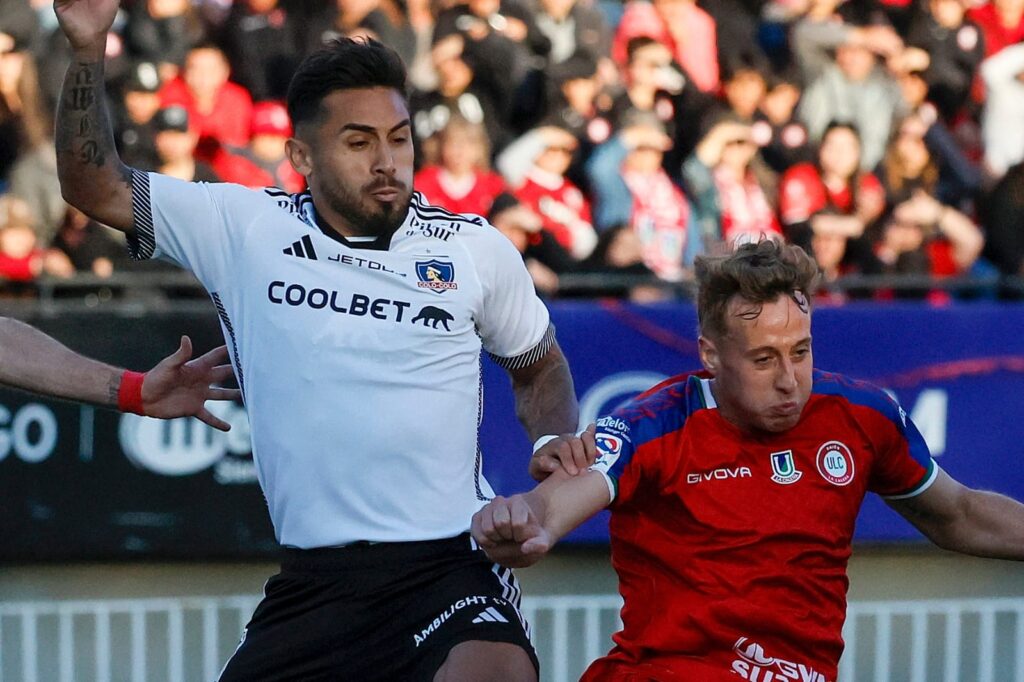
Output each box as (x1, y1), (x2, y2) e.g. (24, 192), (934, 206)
(56, 61), (122, 179)
(55, 56), (136, 229)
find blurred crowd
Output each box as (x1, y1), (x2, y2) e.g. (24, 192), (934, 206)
(2, 0), (1024, 301)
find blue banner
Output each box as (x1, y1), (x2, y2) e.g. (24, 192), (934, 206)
(479, 301), (1024, 545)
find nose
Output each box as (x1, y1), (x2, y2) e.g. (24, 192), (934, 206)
(373, 139), (397, 177)
(775, 357), (797, 395)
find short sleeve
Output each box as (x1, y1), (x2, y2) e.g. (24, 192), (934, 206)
(588, 412), (649, 506)
(128, 170), (249, 291)
(866, 390), (938, 500)
(471, 222), (553, 369)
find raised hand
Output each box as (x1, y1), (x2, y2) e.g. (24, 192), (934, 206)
(472, 495), (552, 568)
(54, 0), (120, 53)
(529, 423), (597, 481)
(140, 336), (241, 431)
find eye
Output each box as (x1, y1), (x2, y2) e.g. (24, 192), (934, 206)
(754, 356), (772, 366)
(794, 348), (810, 358)
(391, 135), (409, 145)
(349, 139), (369, 150)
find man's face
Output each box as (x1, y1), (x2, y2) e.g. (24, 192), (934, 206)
(700, 294), (813, 434)
(836, 43), (876, 82)
(724, 71), (766, 120)
(184, 48), (230, 99)
(155, 129), (198, 163)
(292, 87), (414, 238)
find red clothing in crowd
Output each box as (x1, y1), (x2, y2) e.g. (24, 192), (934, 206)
(513, 168), (597, 259)
(0, 251), (41, 281)
(160, 77), (254, 152)
(968, 2), (1024, 57)
(212, 148), (306, 194)
(713, 166), (782, 244)
(583, 371), (935, 682)
(621, 168), (689, 280)
(413, 166), (506, 217)
(778, 162), (884, 225)
(612, 1), (719, 92)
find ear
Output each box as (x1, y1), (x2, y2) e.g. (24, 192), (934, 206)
(286, 137), (313, 177)
(698, 335), (719, 376)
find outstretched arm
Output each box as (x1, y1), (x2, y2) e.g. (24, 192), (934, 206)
(888, 467), (1024, 560)
(0, 318), (240, 430)
(54, 0), (135, 233)
(472, 469), (612, 567)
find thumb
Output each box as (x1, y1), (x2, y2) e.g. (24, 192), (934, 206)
(170, 335), (193, 366)
(521, 535), (550, 555)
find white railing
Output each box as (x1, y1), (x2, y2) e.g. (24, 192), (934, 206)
(2, 594), (1024, 681)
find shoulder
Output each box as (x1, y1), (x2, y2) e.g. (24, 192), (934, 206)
(407, 192), (510, 250)
(812, 369), (905, 425)
(782, 162), (820, 185)
(605, 372), (710, 448)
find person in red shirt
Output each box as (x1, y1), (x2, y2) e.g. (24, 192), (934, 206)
(414, 114), (506, 216)
(211, 100), (306, 193)
(159, 43), (253, 158)
(779, 122), (885, 276)
(968, 0), (1024, 57)
(472, 239), (1024, 682)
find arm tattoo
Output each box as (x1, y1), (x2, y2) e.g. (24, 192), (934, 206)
(57, 61), (118, 175)
(106, 373), (120, 407)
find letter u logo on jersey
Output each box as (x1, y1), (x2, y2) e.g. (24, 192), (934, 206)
(769, 450), (802, 485)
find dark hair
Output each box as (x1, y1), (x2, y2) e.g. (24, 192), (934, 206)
(695, 240), (821, 340)
(626, 36), (662, 63)
(287, 38), (407, 129)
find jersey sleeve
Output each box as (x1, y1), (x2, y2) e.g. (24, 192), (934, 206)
(128, 170), (250, 291)
(863, 387), (938, 499)
(471, 221), (553, 369)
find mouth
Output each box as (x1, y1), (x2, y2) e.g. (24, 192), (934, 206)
(773, 402), (801, 417)
(369, 185), (403, 202)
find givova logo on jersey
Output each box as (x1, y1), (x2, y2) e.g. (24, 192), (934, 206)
(730, 637), (829, 682)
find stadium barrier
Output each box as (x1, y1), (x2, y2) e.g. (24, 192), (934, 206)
(2, 594), (1024, 681)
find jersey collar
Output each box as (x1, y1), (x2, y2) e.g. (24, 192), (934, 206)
(297, 192), (412, 251)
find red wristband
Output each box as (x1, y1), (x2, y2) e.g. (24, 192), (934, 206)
(117, 370), (146, 415)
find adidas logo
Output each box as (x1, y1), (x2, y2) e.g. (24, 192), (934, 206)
(471, 607), (509, 624)
(283, 235), (318, 260)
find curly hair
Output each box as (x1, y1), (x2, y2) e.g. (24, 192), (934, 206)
(695, 240), (821, 340)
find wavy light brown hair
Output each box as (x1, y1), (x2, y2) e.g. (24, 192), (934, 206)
(696, 240), (821, 340)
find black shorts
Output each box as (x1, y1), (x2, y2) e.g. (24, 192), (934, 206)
(217, 533), (538, 681)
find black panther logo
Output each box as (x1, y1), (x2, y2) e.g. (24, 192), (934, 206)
(412, 306), (454, 331)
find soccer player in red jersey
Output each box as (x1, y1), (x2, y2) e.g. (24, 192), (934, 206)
(475, 240), (1024, 682)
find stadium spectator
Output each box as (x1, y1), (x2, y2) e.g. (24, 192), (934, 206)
(779, 122), (885, 274)
(980, 42), (1024, 178)
(410, 34), (509, 159)
(879, 113), (942, 205)
(499, 120), (599, 261)
(533, 0), (611, 66)
(682, 117), (781, 255)
(211, 100), (304, 193)
(303, 0), (418, 66)
(488, 191), (573, 292)
(404, 0), (441, 91)
(0, 194), (50, 284)
(472, 239), (1024, 682)
(968, 0), (1024, 59)
(797, 30), (905, 171)
(606, 37), (681, 137)
(151, 105), (220, 182)
(789, 0), (903, 84)
(872, 190), (984, 287)
(905, 0), (986, 121)
(434, 0), (552, 112)
(752, 68), (815, 174)
(414, 113), (505, 216)
(716, 59), (768, 124)
(124, 0), (205, 82)
(113, 61), (163, 170)
(51, 206), (130, 278)
(159, 43), (253, 156)
(980, 160), (1024, 278)
(586, 110), (692, 280)
(612, 0), (719, 93)
(220, 0), (304, 102)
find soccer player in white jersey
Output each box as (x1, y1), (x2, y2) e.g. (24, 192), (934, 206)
(53, 2), (587, 680)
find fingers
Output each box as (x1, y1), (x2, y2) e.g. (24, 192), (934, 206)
(472, 496), (538, 546)
(210, 364), (237, 384)
(580, 423), (597, 465)
(195, 408), (231, 432)
(207, 387), (241, 401)
(193, 344), (230, 369)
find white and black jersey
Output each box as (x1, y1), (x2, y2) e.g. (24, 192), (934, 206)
(129, 172), (553, 548)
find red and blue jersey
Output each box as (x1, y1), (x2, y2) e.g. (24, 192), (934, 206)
(584, 370), (936, 682)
